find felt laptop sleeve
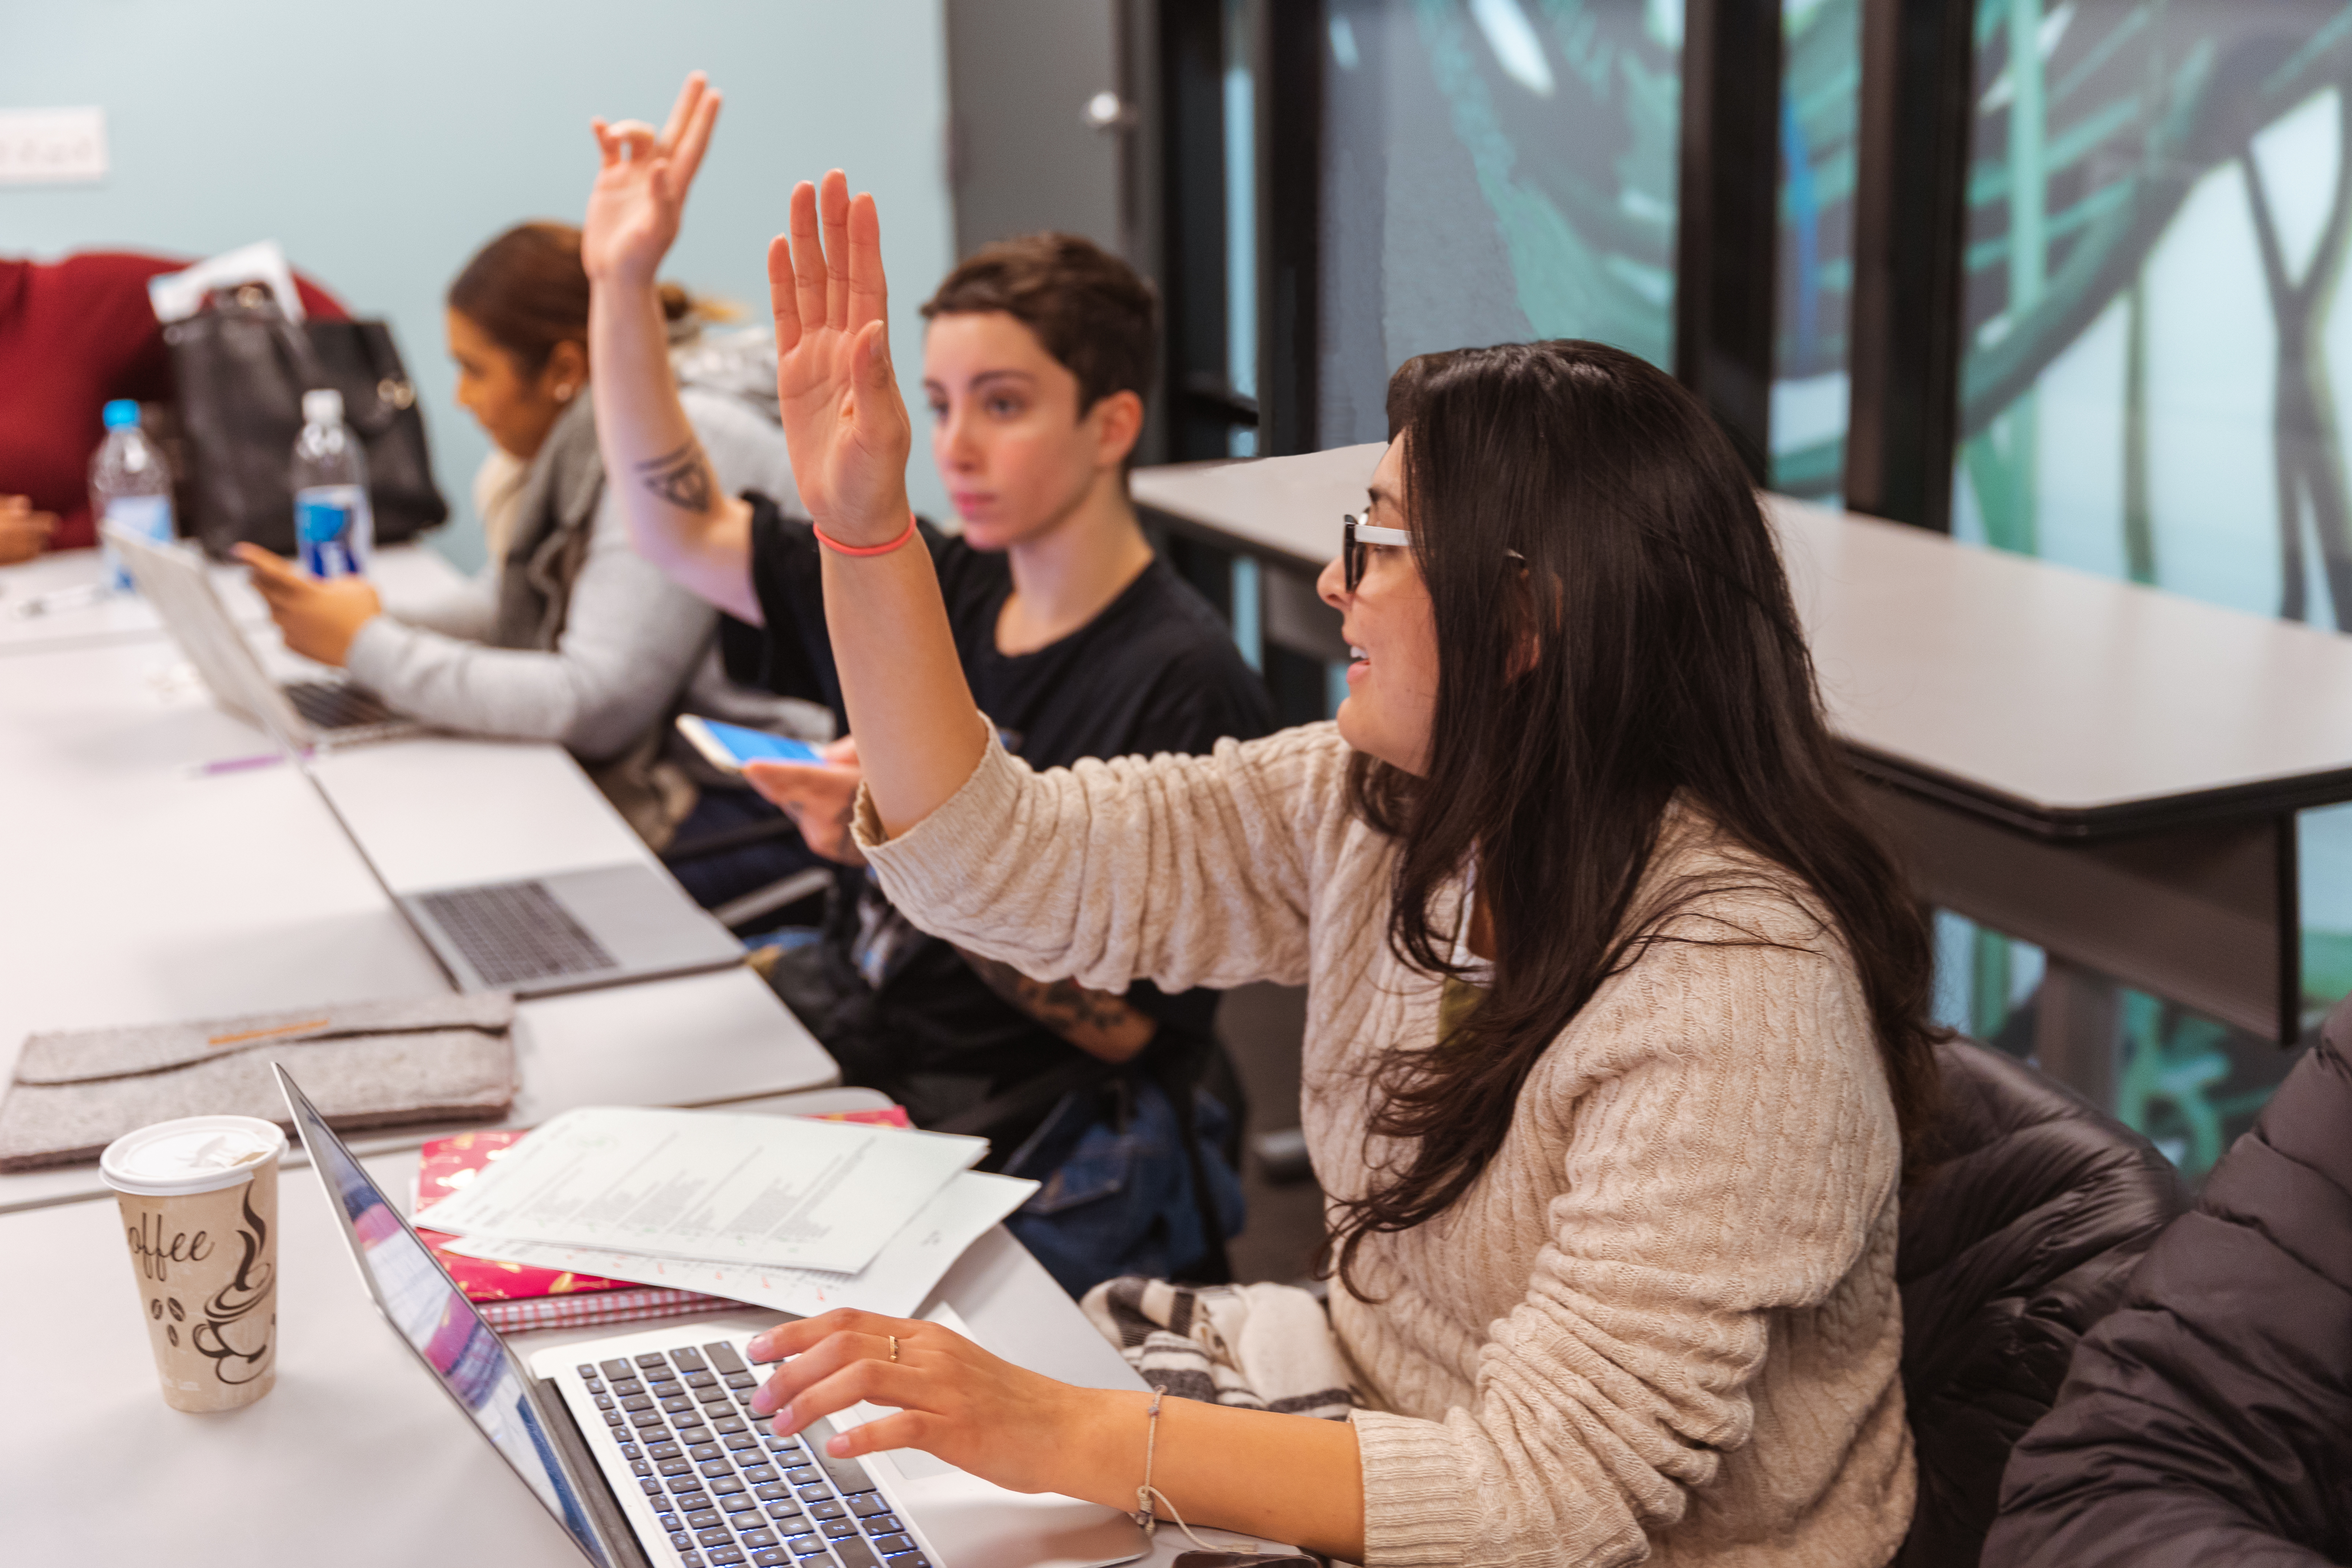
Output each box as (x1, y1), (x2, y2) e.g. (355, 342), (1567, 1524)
(0, 994), (516, 1172)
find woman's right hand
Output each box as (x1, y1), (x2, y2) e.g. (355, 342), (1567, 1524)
(582, 71), (720, 289)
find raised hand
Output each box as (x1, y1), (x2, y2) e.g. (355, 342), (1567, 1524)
(583, 72), (721, 288)
(768, 171), (913, 543)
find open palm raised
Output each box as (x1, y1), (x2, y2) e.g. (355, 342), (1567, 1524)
(768, 171), (914, 544)
(582, 72), (720, 289)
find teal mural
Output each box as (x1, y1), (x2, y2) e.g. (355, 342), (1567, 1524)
(1935, 1), (2352, 1180)
(1318, 0), (1683, 445)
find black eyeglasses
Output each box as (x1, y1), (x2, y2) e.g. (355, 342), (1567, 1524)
(1343, 512), (1413, 593)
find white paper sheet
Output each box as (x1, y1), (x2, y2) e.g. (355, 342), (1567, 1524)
(441, 1170), (1037, 1319)
(414, 1106), (987, 1274)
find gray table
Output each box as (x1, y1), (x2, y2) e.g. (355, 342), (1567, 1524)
(1135, 446), (2352, 1098)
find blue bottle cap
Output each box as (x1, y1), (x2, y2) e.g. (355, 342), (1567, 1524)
(102, 399), (141, 430)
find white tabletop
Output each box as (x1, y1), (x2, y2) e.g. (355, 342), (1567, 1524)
(0, 585), (839, 1214)
(0, 1135), (1241, 1568)
(0, 540), (457, 658)
(1133, 445), (2352, 833)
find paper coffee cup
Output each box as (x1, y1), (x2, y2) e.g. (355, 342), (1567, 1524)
(100, 1115), (287, 1413)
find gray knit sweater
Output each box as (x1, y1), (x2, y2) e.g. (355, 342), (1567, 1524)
(345, 385), (801, 761)
(858, 724), (1913, 1568)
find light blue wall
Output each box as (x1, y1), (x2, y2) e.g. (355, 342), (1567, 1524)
(1, 0), (953, 570)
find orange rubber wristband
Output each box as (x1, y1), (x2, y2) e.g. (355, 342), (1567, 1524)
(812, 513), (919, 558)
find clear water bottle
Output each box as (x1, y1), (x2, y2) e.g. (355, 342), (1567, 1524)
(89, 399), (176, 592)
(290, 388), (374, 578)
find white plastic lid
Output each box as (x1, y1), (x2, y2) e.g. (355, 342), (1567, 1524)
(302, 388), (344, 425)
(100, 1116), (287, 1197)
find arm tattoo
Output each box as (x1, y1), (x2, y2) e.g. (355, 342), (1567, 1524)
(955, 948), (1158, 1062)
(634, 440), (716, 513)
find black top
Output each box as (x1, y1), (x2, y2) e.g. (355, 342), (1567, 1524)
(741, 494), (1278, 1130)
(1983, 1010), (2352, 1568)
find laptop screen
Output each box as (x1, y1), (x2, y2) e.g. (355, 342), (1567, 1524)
(275, 1065), (616, 1565)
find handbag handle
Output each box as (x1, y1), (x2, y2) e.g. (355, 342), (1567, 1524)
(223, 283), (411, 439)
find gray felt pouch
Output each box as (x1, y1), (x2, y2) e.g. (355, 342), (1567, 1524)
(0, 994), (517, 1171)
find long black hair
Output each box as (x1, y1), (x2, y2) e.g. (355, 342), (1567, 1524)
(1326, 340), (1939, 1296)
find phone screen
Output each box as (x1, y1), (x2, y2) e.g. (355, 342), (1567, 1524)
(695, 719), (824, 767)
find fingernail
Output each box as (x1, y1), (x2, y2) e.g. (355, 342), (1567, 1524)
(748, 1386), (775, 1415)
(826, 1435), (850, 1457)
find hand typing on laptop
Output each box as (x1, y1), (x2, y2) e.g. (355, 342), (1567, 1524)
(745, 1308), (1361, 1561)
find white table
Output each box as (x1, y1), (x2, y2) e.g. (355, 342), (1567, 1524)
(0, 1133), (1262, 1568)
(1135, 446), (2352, 1091)
(0, 540), (454, 658)
(0, 569), (838, 1214)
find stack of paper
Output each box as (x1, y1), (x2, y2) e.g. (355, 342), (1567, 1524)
(419, 1106), (1035, 1319)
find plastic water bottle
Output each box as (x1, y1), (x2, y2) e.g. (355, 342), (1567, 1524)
(290, 388), (373, 578)
(89, 400), (176, 592)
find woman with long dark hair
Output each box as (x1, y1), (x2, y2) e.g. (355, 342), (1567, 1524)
(729, 171), (1938, 1566)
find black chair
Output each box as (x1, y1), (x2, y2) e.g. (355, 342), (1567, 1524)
(1893, 1036), (2185, 1568)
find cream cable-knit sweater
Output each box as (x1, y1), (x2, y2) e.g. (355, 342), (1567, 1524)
(857, 723), (1913, 1568)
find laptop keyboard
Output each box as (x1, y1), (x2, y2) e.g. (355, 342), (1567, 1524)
(414, 880), (616, 987)
(579, 1343), (933, 1568)
(284, 678), (400, 731)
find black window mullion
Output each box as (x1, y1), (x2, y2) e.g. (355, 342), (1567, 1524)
(1253, 0), (1323, 458)
(1674, 0), (1785, 485)
(1843, 0), (1978, 532)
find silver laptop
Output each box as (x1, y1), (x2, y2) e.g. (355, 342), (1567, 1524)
(106, 525), (742, 997)
(283, 725), (745, 998)
(105, 524), (424, 747)
(277, 1065), (1148, 1568)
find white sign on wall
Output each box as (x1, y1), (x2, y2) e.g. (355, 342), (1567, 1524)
(0, 108), (109, 185)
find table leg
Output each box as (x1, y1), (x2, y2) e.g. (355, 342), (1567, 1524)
(2033, 956), (2122, 1107)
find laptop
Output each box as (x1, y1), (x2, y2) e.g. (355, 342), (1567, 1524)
(276, 1065), (1149, 1568)
(106, 524), (743, 997)
(285, 725), (746, 998)
(105, 523), (424, 747)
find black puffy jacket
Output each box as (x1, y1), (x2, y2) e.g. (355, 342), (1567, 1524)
(1894, 1038), (2184, 1568)
(1984, 1009), (2352, 1567)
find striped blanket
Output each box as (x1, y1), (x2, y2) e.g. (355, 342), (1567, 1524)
(1080, 1276), (1356, 1420)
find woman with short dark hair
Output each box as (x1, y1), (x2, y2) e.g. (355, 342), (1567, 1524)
(734, 167), (1939, 1568)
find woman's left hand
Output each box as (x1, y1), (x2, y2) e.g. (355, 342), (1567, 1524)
(234, 543), (381, 667)
(746, 1310), (1124, 1500)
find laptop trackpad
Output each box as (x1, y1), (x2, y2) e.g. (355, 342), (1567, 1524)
(869, 1456), (1148, 1568)
(543, 864), (738, 967)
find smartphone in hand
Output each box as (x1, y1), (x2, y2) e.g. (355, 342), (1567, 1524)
(676, 715), (825, 773)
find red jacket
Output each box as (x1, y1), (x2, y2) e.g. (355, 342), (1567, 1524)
(0, 252), (349, 550)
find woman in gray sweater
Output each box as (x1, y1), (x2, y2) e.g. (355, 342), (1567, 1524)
(239, 222), (817, 852)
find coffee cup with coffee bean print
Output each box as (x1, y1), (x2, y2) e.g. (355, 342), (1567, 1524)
(100, 1115), (287, 1412)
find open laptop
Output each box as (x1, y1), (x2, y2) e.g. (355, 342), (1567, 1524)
(282, 715), (746, 998)
(105, 523), (423, 746)
(108, 524), (742, 997)
(277, 1064), (1149, 1568)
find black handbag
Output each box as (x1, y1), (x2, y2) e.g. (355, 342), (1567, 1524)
(163, 285), (449, 559)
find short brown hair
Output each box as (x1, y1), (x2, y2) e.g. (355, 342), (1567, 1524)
(920, 233), (1158, 414)
(449, 221), (698, 376)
